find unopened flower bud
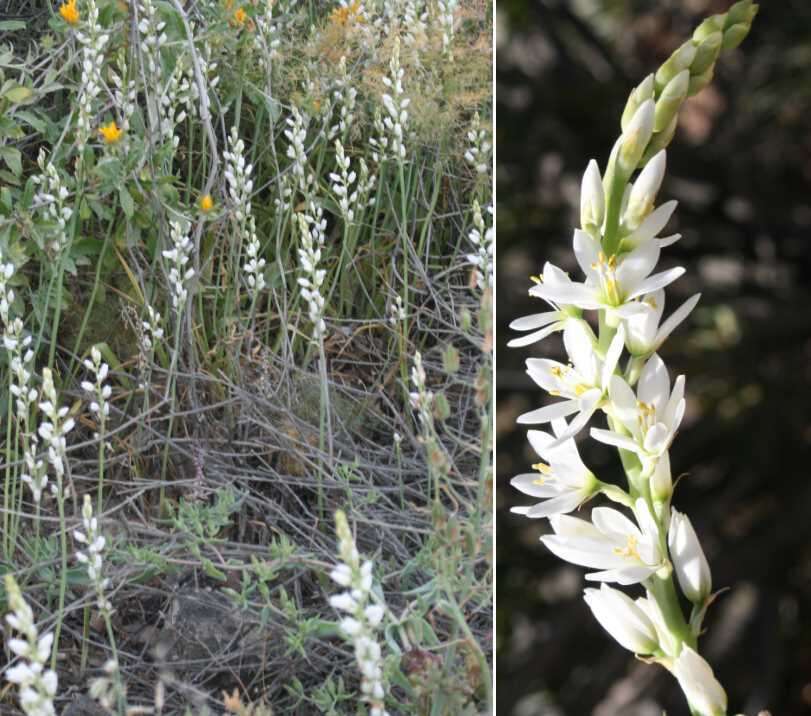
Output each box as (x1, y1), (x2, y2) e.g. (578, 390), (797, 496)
(619, 99), (655, 174)
(654, 70), (689, 132)
(650, 451), (673, 501)
(641, 113), (679, 165)
(583, 584), (658, 654)
(655, 41), (697, 92)
(688, 65), (715, 97)
(580, 159), (605, 234)
(668, 509), (712, 603)
(621, 74), (654, 132)
(625, 150), (666, 230)
(691, 32), (722, 76)
(673, 646), (727, 716)
(722, 22), (752, 50)
(693, 15), (724, 42)
(726, 0), (757, 28)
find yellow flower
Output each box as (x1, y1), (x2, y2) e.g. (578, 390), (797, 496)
(59, 0), (80, 25)
(199, 194), (214, 213)
(98, 120), (123, 145)
(329, 0), (364, 26)
(233, 7), (247, 25)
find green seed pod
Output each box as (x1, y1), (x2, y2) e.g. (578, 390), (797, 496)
(654, 69), (689, 132)
(655, 41), (696, 92)
(621, 74), (654, 132)
(688, 64), (715, 96)
(691, 31), (722, 76)
(433, 391), (451, 421)
(722, 22), (751, 50)
(442, 344), (460, 374)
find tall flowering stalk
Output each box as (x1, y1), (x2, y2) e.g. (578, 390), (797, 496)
(224, 127), (266, 305)
(297, 205), (334, 508)
(81, 346), (112, 514)
(4, 575), (58, 716)
(509, 4), (757, 715)
(36, 368), (76, 669)
(328, 510), (390, 716)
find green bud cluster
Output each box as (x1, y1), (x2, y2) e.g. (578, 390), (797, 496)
(620, 0), (758, 168)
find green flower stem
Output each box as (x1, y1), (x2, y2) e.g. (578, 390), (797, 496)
(51, 483), (68, 672)
(647, 571), (695, 650)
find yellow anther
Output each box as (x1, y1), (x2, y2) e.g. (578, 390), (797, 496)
(530, 274), (543, 285)
(550, 366), (564, 378)
(574, 384), (589, 396)
(532, 462), (552, 475)
(613, 535), (641, 560)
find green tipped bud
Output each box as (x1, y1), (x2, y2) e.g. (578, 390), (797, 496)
(691, 31), (722, 76)
(655, 41), (696, 92)
(580, 159), (605, 234)
(619, 99), (655, 174)
(650, 452), (673, 502)
(625, 150), (666, 231)
(621, 74), (654, 132)
(654, 69), (689, 132)
(688, 64), (715, 96)
(726, 0), (756, 27)
(693, 15), (724, 42)
(722, 22), (751, 50)
(641, 113), (679, 164)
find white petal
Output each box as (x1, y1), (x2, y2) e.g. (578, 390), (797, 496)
(517, 400), (579, 425)
(627, 267), (686, 300)
(590, 428), (640, 453)
(655, 293), (701, 349)
(507, 321), (565, 348)
(511, 472), (561, 498)
(616, 241), (660, 295)
(526, 491), (583, 518)
(510, 311), (562, 332)
(638, 353), (670, 415)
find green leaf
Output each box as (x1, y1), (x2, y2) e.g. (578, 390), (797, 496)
(0, 146), (22, 177)
(0, 21), (26, 31)
(119, 185), (134, 218)
(3, 86), (32, 104)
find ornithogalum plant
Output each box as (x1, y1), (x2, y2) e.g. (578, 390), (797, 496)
(509, 3), (758, 715)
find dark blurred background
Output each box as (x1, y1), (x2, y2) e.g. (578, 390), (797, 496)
(496, 1), (811, 714)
